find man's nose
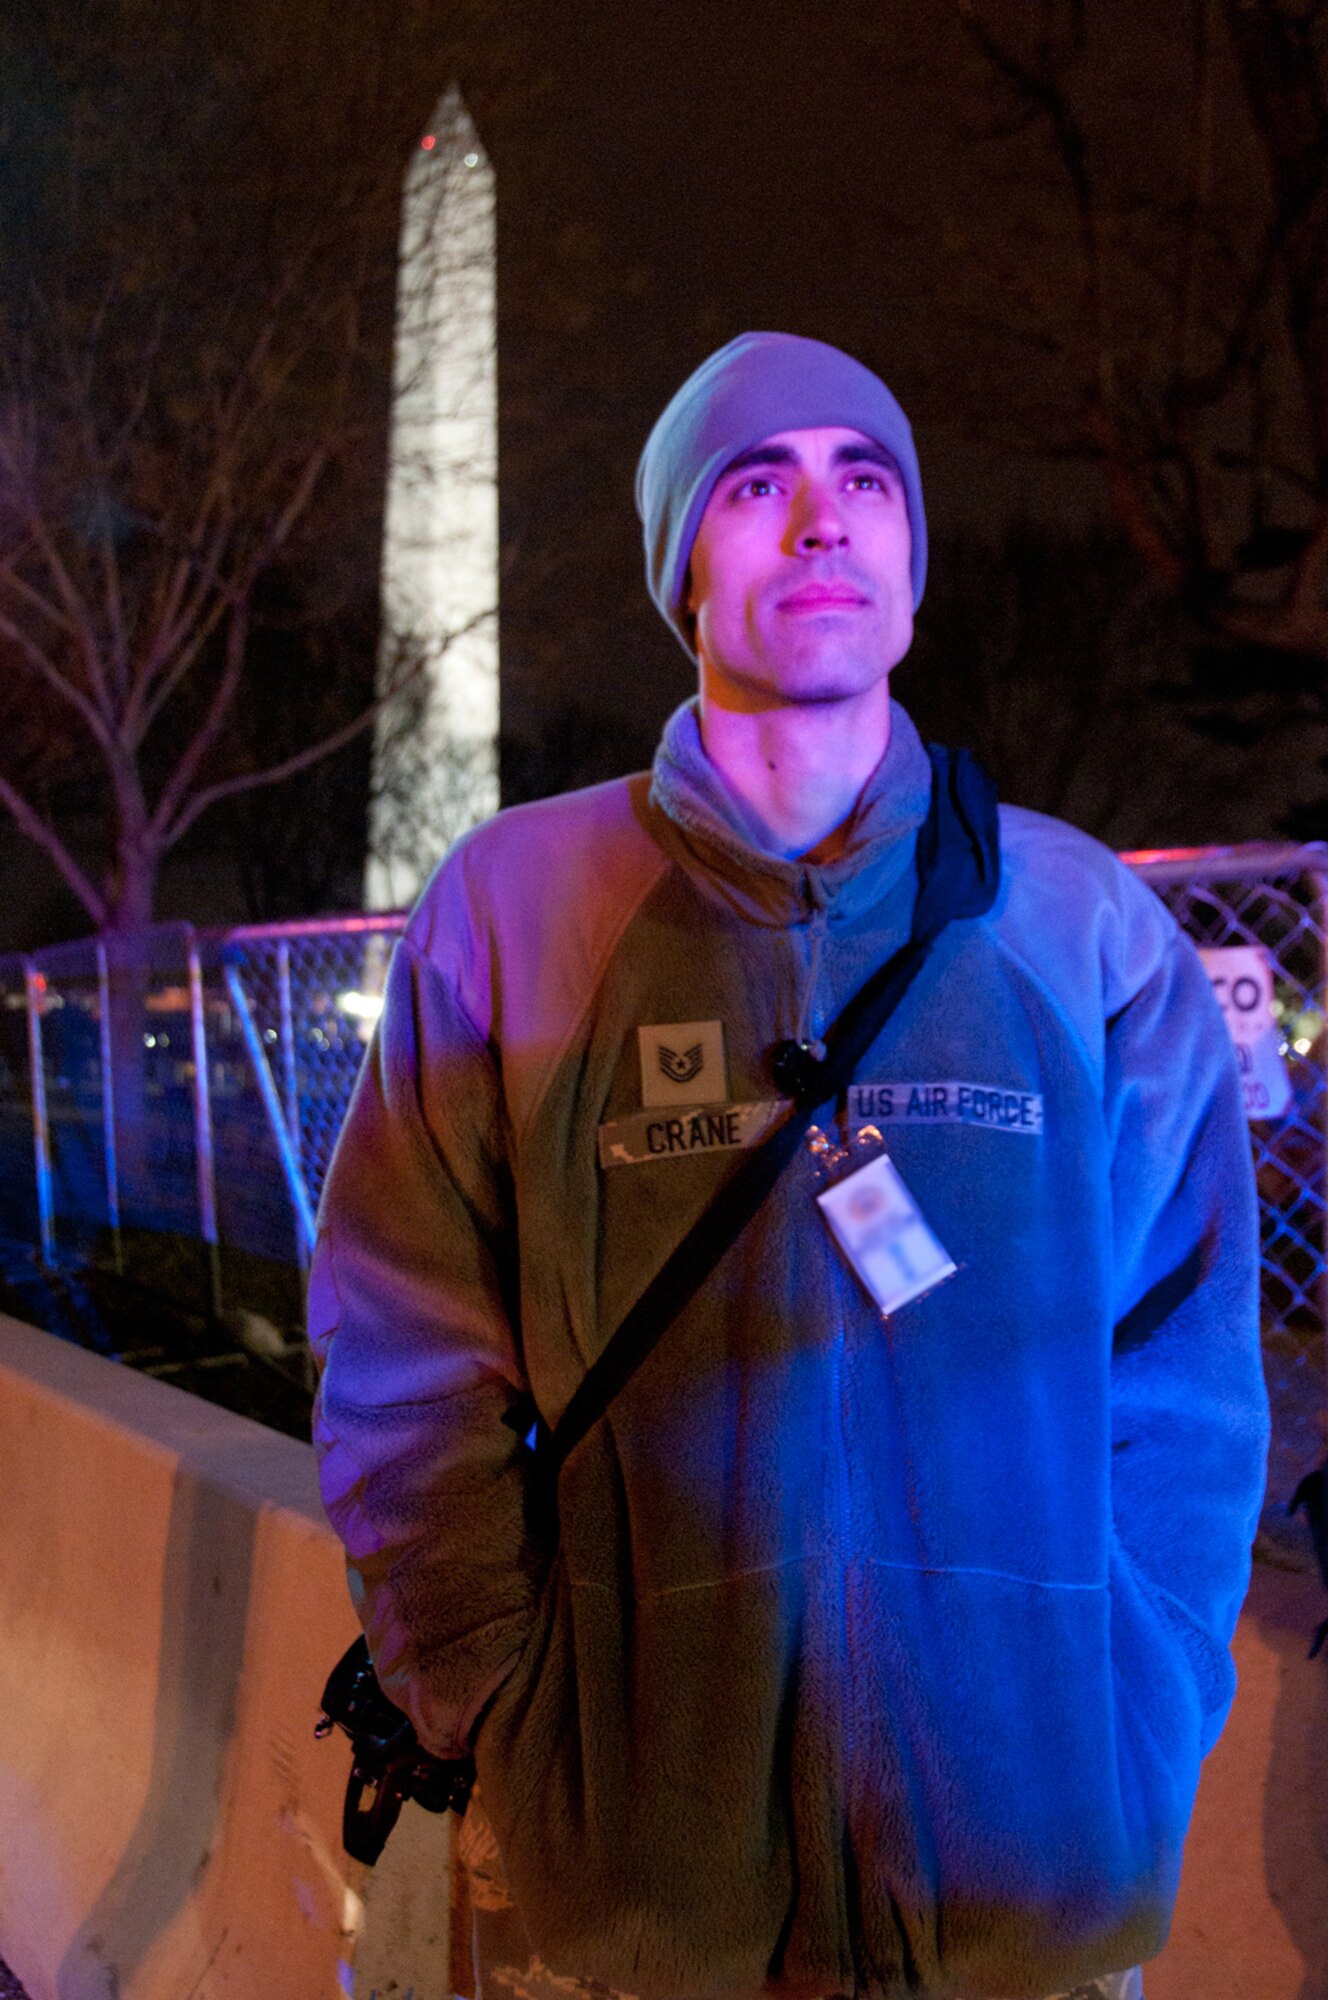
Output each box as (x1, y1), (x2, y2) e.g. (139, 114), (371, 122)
(788, 480), (848, 553)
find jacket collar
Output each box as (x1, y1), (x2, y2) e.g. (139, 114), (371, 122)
(647, 696), (933, 928)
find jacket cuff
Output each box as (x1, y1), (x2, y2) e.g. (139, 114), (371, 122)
(397, 1648), (523, 1761)
(456, 1651), (524, 1751)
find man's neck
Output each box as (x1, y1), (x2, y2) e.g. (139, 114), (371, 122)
(697, 680), (893, 863)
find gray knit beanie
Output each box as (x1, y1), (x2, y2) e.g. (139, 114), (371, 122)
(635, 330), (927, 660)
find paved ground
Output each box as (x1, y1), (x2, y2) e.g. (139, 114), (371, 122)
(0, 1960), (29, 1999)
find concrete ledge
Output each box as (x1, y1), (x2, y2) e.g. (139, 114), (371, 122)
(0, 1313), (455, 2000)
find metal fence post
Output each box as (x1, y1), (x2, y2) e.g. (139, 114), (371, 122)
(223, 961), (318, 1257)
(22, 958), (55, 1269)
(276, 940), (307, 1274)
(277, 941), (299, 1142)
(95, 938), (123, 1275)
(186, 930), (222, 1318)
(1311, 868), (1328, 1400)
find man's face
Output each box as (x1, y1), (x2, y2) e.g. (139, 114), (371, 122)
(686, 425), (914, 709)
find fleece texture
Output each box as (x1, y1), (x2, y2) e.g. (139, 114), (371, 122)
(635, 331), (928, 657)
(310, 699), (1267, 2000)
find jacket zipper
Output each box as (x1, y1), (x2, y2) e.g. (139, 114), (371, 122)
(801, 882), (862, 1989)
(797, 887), (830, 1054)
(829, 1250), (863, 1992)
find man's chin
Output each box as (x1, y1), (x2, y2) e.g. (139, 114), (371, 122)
(749, 655), (892, 707)
(701, 640), (901, 714)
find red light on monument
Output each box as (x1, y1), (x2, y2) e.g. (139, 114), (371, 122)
(420, 134), (436, 151)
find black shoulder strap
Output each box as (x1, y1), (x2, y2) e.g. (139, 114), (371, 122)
(542, 746), (1000, 1481)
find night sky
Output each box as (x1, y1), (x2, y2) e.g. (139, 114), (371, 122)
(470, 0), (1309, 846)
(1, 0), (1322, 941)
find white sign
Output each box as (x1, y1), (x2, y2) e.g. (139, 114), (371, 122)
(1198, 946), (1292, 1122)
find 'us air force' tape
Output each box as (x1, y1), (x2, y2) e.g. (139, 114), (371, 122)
(849, 1081), (1043, 1133)
(598, 1081), (1043, 1167)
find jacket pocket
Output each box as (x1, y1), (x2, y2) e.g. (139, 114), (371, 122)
(850, 1557), (1193, 1991)
(471, 1545), (566, 1825)
(1110, 1530), (1235, 1753)
(469, 1563), (810, 1999)
(1108, 1532), (1208, 1849)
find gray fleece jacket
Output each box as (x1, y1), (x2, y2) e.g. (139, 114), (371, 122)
(310, 699), (1268, 2000)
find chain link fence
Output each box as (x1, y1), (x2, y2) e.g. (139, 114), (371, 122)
(0, 916), (404, 1338)
(0, 843), (1325, 1513)
(1123, 841), (1328, 1538)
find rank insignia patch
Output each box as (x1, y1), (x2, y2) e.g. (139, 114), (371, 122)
(637, 1020), (727, 1107)
(658, 1041), (704, 1087)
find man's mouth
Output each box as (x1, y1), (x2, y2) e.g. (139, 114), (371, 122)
(778, 584), (869, 611)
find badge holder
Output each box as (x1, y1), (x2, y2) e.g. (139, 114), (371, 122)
(812, 1125), (956, 1317)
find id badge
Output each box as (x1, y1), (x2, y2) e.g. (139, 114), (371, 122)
(817, 1149), (956, 1316)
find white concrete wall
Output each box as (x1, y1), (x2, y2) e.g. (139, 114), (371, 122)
(0, 1314), (457, 2000)
(0, 1306), (1324, 1999)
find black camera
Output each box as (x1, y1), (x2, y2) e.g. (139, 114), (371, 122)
(316, 1636), (475, 1864)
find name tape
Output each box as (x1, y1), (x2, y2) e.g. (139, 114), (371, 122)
(848, 1081), (1043, 1133)
(599, 1099), (786, 1168)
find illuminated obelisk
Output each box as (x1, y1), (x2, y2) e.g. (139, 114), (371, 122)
(366, 86), (498, 910)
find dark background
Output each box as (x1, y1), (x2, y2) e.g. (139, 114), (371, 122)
(1, 0), (1322, 947)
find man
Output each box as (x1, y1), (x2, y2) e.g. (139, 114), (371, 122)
(310, 332), (1268, 2000)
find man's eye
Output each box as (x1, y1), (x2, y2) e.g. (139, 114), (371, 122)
(736, 476), (777, 499)
(846, 472), (885, 492)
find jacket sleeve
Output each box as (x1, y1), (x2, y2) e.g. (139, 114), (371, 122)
(1105, 903), (1270, 1757)
(308, 932), (542, 1759)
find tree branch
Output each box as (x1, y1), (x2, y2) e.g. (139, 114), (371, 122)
(1213, 446), (1318, 499)
(1288, 494), (1328, 614)
(137, 592), (231, 738)
(0, 465), (117, 726)
(1172, 0), (1215, 383)
(131, 511), (237, 738)
(1169, 205), (1298, 419)
(0, 611), (118, 751)
(146, 597), (251, 844)
(0, 559), (78, 638)
(1084, 402), (1190, 589)
(956, 3), (1110, 395)
(133, 433), (330, 745)
(161, 649), (440, 849)
(0, 773), (107, 927)
(1220, 0), (1328, 465)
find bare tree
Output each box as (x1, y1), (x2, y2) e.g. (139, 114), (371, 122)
(0, 0), (503, 1223)
(0, 283), (396, 940)
(0, 0), (493, 945)
(955, 0), (1328, 687)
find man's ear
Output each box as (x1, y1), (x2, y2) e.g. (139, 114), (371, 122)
(683, 573), (698, 645)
